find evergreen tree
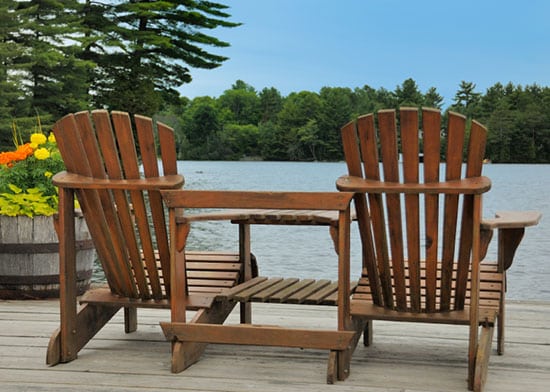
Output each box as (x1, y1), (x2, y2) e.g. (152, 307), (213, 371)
(394, 78), (423, 107)
(352, 85), (379, 115)
(89, 0), (240, 116)
(317, 87), (353, 160)
(258, 87), (283, 123)
(12, 0), (91, 123)
(0, 0), (26, 146)
(451, 81), (481, 117)
(423, 87), (444, 109)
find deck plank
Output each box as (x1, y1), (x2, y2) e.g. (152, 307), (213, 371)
(0, 299), (549, 391)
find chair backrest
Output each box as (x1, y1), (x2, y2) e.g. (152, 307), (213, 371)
(52, 110), (180, 301)
(340, 107), (488, 313)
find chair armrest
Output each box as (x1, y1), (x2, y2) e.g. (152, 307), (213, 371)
(336, 175), (491, 195)
(161, 190), (354, 212)
(176, 209), (345, 226)
(481, 211), (541, 271)
(481, 211), (541, 230)
(53, 171), (184, 190)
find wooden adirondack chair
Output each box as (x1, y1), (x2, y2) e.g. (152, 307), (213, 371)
(46, 110), (253, 366)
(337, 107), (541, 391)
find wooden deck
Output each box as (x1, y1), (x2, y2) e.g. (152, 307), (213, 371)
(1, 299), (549, 391)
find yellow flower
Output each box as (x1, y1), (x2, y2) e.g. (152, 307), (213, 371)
(30, 133), (47, 145)
(44, 171), (53, 178)
(34, 148), (50, 160)
(48, 133), (56, 143)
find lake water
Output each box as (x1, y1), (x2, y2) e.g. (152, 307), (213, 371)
(179, 161), (549, 301)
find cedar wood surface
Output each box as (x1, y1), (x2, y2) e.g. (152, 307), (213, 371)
(0, 299), (549, 392)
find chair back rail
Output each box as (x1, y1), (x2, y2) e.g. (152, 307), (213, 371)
(340, 107), (489, 313)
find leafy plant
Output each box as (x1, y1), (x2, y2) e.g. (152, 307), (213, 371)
(0, 127), (65, 217)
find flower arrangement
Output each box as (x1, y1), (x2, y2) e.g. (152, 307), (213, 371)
(0, 128), (65, 217)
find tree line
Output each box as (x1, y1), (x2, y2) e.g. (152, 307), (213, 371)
(159, 79), (550, 163)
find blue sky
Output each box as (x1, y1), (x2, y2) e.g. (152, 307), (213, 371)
(179, 0), (550, 107)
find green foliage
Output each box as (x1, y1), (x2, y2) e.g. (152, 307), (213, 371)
(11, 0), (92, 120)
(0, 186), (58, 217)
(87, 0), (240, 115)
(258, 121), (288, 161)
(168, 78), (550, 163)
(217, 81), (261, 125)
(220, 123), (260, 159)
(0, 0), (239, 139)
(0, 129), (65, 216)
(454, 81), (550, 163)
(259, 87), (283, 123)
(395, 78), (423, 107)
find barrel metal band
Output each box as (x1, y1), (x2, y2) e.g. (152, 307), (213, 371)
(0, 239), (94, 254)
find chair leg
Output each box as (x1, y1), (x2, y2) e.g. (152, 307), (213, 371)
(46, 303), (120, 365)
(474, 323), (495, 392)
(363, 320), (373, 346)
(168, 298), (237, 373)
(327, 317), (365, 383)
(124, 307), (138, 333)
(327, 351), (338, 384)
(240, 302), (251, 324)
(497, 277), (506, 355)
(497, 302), (505, 355)
(171, 340), (209, 373)
(326, 349), (352, 384)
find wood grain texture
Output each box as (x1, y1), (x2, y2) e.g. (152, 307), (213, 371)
(337, 107), (539, 391)
(3, 300), (550, 392)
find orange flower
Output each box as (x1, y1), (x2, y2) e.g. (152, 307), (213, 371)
(0, 143), (34, 165)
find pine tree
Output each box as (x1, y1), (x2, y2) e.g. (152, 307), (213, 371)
(0, 0), (28, 146)
(89, 0), (240, 115)
(12, 0), (92, 124)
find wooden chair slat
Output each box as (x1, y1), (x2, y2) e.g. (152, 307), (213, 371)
(378, 110), (407, 310)
(421, 108), (441, 312)
(455, 121), (488, 309)
(186, 271), (239, 280)
(187, 279), (236, 288)
(251, 278), (300, 302)
(157, 121), (178, 176)
(304, 281), (338, 304)
(357, 115), (390, 307)
(215, 276), (266, 299)
(440, 112), (467, 310)
(134, 115), (160, 178)
(400, 108), (421, 311)
(136, 114), (172, 299)
(185, 262), (242, 271)
(344, 116), (383, 306)
(286, 279), (332, 304)
(268, 279), (316, 303)
(230, 277), (284, 302)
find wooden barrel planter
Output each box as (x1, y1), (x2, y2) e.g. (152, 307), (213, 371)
(0, 214), (95, 299)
